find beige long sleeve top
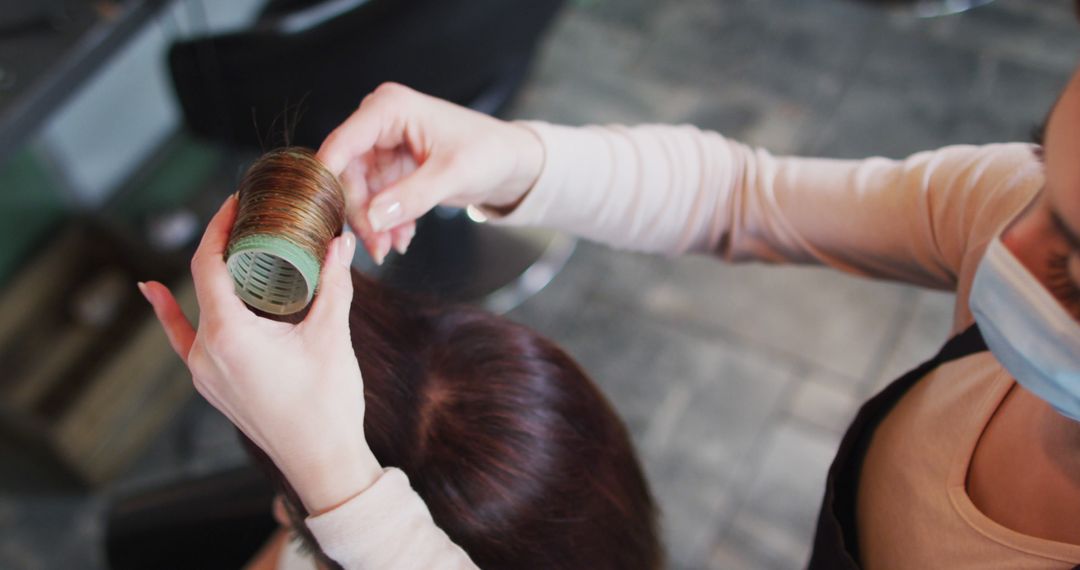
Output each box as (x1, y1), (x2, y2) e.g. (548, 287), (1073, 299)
(303, 122), (1079, 568)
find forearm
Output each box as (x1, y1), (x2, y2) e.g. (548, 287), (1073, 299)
(287, 439), (383, 517)
(491, 121), (736, 255)
(489, 121), (1042, 289)
(305, 468), (479, 570)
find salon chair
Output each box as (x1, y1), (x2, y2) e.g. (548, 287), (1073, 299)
(168, 0), (563, 147)
(106, 465), (278, 570)
(854, 0), (994, 17)
(167, 0), (572, 303)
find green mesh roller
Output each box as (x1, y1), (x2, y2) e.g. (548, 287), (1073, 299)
(225, 234), (322, 315)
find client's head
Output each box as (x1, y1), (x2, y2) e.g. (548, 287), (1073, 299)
(243, 270), (662, 569)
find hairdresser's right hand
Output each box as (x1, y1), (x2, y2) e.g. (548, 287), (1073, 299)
(317, 83), (544, 263)
(140, 195), (383, 518)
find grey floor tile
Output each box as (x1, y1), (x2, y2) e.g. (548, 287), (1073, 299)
(710, 507), (813, 570)
(786, 368), (863, 436)
(804, 7), (1070, 158)
(517, 271), (797, 452)
(561, 244), (915, 381)
(914, 0), (1080, 75)
(644, 339), (794, 568)
(710, 420), (841, 569)
(513, 258), (799, 567)
(973, 55), (1072, 133)
(569, 0), (669, 33)
(738, 422), (839, 533)
(668, 81), (818, 155)
(642, 0), (877, 108)
(865, 289), (956, 395)
(708, 543), (768, 570)
(509, 13), (660, 125)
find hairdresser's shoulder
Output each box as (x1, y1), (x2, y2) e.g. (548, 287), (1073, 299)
(923, 142), (1042, 186)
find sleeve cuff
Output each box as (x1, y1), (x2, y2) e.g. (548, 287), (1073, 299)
(304, 467), (476, 569)
(477, 120), (577, 227)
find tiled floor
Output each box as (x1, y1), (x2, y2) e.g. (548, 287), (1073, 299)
(2, 1), (1079, 569)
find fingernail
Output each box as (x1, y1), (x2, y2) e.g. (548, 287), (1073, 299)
(339, 233), (356, 267)
(394, 226), (416, 255)
(368, 201), (402, 232)
(137, 281), (151, 303)
(373, 236), (391, 266)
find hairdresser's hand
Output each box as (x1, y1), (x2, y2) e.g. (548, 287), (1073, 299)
(317, 82), (544, 263)
(140, 195), (382, 516)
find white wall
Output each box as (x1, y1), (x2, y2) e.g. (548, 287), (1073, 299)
(36, 0), (266, 207)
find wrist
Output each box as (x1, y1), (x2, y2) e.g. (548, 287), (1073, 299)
(289, 442), (383, 516)
(487, 121), (544, 210)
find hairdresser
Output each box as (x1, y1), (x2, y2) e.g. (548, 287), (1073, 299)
(315, 60), (1079, 568)
(143, 47), (1080, 570)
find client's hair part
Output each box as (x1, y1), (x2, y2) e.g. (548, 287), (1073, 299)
(241, 268), (662, 569)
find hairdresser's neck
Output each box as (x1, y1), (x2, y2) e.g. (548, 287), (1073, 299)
(966, 384), (1080, 544)
(1042, 397), (1080, 478)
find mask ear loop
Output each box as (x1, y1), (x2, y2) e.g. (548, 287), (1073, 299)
(997, 186), (1044, 241)
(987, 238), (1066, 327)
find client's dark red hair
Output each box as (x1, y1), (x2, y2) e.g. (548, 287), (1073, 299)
(243, 269), (662, 569)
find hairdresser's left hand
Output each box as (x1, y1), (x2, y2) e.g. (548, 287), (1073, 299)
(140, 194), (383, 516)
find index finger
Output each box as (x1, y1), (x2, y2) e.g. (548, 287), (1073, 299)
(317, 86), (409, 175)
(190, 194), (248, 321)
(317, 111), (382, 176)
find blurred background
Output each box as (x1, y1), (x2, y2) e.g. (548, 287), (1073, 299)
(0, 0), (1077, 568)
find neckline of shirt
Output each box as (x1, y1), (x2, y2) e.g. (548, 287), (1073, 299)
(946, 360), (1080, 562)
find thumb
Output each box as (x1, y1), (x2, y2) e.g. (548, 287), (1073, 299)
(139, 281), (197, 362)
(365, 159), (459, 233)
(304, 233), (357, 335)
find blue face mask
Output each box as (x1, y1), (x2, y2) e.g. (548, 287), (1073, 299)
(969, 236), (1080, 421)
